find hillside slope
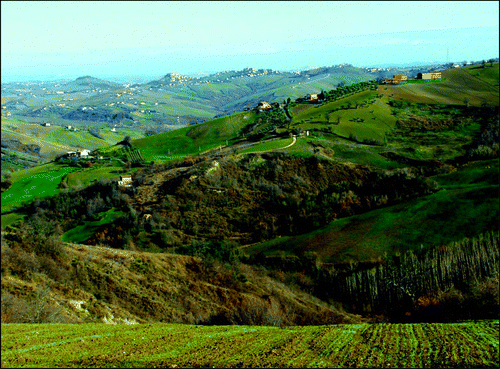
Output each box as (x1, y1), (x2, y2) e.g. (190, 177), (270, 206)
(379, 64), (499, 105)
(1, 117), (144, 164)
(1, 240), (362, 326)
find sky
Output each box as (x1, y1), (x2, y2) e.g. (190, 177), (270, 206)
(1, 1), (499, 82)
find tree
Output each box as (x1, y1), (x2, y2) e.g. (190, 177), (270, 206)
(1, 174), (12, 192)
(118, 135), (132, 147)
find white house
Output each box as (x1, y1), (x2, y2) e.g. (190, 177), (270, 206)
(79, 149), (90, 157)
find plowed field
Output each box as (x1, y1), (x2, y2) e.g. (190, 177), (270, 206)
(1, 321), (498, 368)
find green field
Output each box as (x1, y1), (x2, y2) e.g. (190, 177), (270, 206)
(380, 64), (499, 106)
(63, 164), (134, 190)
(62, 208), (126, 244)
(133, 110), (258, 161)
(1, 164), (75, 213)
(1, 321), (498, 368)
(291, 90), (396, 144)
(240, 137), (296, 153)
(1, 118), (145, 160)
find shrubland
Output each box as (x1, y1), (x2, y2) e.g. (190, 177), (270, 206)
(1, 222), (362, 326)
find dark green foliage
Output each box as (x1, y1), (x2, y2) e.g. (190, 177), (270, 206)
(318, 80), (379, 105)
(177, 239), (238, 265)
(317, 232), (499, 321)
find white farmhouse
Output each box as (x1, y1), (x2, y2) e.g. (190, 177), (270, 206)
(79, 149), (90, 158)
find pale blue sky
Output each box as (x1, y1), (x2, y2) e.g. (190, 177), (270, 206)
(1, 1), (499, 82)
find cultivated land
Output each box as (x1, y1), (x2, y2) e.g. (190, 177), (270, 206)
(1, 321), (498, 368)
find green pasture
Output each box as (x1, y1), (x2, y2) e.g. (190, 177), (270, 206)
(133, 111), (258, 162)
(63, 165), (128, 190)
(1, 118), (145, 159)
(432, 158), (499, 188)
(132, 99), (215, 119)
(1, 165), (75, 213)
(399, 78), (447, 85)
(381, 63), (499, 106)
(7, 163), (63, 183)
(291, 91), (396, 143)
(1, 321), (497, 368)
(246, 159), (499, 263)
(242, 135), (403, 168)
(62, 208), (126, 244)
(1, 120), (73, 156)
(240, 137), (296, 153)
(310, 134), (406, 169)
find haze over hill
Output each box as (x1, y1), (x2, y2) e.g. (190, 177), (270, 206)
(2, 2), (498, 83)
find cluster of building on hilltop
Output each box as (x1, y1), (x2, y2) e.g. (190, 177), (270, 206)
(382, 72), (443, 85)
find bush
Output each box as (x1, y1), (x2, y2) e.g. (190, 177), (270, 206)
(1, 288), (76, 323)
(178, 239), (237, 265)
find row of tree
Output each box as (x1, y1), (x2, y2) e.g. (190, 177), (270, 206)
(317, 232), (499, 321)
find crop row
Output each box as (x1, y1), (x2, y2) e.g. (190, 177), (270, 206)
(1, 321), (498, 368)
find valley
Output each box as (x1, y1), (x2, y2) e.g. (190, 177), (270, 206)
(1, 61), (499, 368)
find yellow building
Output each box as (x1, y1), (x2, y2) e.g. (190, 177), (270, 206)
(383, 74), (408, 85)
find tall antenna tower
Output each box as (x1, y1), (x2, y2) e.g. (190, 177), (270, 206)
(447, 48), (450, 64)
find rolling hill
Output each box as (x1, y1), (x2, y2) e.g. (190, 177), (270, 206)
(380, 63), (499, 106)
(1, 117), (145, 169)
(1, 62), (498, 327)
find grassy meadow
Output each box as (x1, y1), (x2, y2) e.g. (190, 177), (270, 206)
(62, 164), (135, 190)
(379, 64), (499, 106)
(133, 110), (259, 161)
(291, 90), (396, 144)
(1, 117), (145, 160)
(1, 321), (498, 368)
(1, 164), (75, 214)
